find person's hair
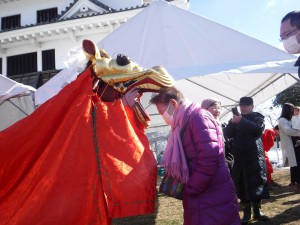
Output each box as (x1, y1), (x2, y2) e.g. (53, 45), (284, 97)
(281, 11), (300, 28)
(201, 97), (221, 110)
(274, 125), (279, 130)
(150, 86), (184, 105)
(279, 103), (294, 121)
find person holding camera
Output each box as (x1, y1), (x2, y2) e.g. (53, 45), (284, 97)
(223, 97), (269, 224)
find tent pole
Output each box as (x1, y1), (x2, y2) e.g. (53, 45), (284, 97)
(7, 99), (29, 116)
(248, 73), (300, 98)
(185, 78), (239, 103)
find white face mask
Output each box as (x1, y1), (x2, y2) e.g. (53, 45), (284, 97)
(162, 103), (174, 125)
(282, 31), (300, 54)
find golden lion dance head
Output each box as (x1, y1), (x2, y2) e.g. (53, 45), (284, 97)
(82, 39), (175, 128)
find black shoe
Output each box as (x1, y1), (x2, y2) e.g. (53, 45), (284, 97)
(267, 184), (280, 190)
(253, 214), (269, 221)
(252, 203), (269, 221)
(241, 203), (252, 223)
(270, 180), (282, 188)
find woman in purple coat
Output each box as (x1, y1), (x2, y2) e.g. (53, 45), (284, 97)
(150, 87), (240, 225)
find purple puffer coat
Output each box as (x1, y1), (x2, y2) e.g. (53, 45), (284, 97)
(181, 103), (240, 225)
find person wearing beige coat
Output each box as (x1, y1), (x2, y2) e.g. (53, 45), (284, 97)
(278, 103), (300, 194)
(278, 117), (300, 167)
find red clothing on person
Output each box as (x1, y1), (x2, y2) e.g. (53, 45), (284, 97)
(261, 128), (276, 183)
(0, 67), (157, 225)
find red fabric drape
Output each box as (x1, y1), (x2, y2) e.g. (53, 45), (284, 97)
(262, 128), (276, 182)
(0, 68), (157, 225)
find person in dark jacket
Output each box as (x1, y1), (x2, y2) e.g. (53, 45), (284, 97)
(223, 97), (269, 224)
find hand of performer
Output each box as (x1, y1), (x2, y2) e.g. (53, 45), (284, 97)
(122, 88), (143, 107)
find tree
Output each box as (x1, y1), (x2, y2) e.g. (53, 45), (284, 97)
(256, 103), (281, 128)
(273, 83), (300, 106)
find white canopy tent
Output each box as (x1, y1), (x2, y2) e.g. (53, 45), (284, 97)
(0, 75), (36, 131)
(98, 0), (299, 130)
(35, 0), (299, 131)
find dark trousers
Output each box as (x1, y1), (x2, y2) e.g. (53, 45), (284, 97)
(238, 173), (262, 204)
(291, 137), (300, 184)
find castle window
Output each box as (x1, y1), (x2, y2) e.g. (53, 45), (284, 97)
(1, 14), (21, 30)
(37, 8), (58, 23)
(42, 49), (56, 70)
(7, 52), (37, 76)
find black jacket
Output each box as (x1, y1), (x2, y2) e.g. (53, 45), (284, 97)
(223, 112), (268, 201)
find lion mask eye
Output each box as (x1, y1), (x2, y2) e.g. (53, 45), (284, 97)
(116, 54), (131, 66)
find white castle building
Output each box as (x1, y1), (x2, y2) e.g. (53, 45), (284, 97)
(0, 0), (188, 87)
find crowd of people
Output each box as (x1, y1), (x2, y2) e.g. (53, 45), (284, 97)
(152, 92), (300, 224)
(151, 10), (300, 223)
(151, 88), (300, 224)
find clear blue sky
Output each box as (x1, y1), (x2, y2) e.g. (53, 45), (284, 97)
(189, 0), (299, 49)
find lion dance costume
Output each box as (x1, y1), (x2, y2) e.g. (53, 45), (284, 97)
(0, 40), (174, 225)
